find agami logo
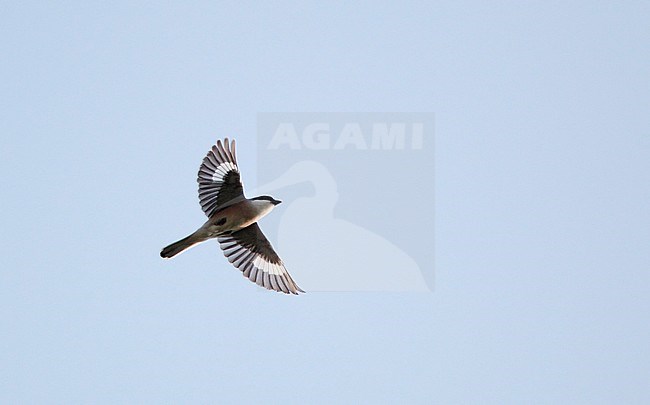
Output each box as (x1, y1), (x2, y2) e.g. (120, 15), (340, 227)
(268, 122), (425, 150)
(257, 112), (435, 292)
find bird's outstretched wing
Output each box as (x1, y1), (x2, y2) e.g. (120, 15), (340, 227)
(197, 138), (244, 217)
(218, 223), (304, 294)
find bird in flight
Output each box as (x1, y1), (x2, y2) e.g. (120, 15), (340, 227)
(161, 138), (304, 295)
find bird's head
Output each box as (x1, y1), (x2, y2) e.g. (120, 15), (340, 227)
(252, 195), (282, 206)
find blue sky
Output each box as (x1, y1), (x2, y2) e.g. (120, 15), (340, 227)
(2, 2), (649, 403)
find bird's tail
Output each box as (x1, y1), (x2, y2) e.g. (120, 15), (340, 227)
(160, 233), (206, 258)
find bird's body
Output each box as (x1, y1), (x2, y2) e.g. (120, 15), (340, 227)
(161, 138), (304, 294)
(214, 198), (278, 232)
(160, 198), (277, 257)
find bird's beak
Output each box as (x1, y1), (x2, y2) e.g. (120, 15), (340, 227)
(274, 200), (282, 205)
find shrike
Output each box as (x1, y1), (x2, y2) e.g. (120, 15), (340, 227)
(161, 138), (304, 295)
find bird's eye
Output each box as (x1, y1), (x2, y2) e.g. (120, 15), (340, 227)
(216, 218), (227, 226)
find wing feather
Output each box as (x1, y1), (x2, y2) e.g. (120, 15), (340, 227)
(217, 224), (304, 294)
(197, 138), (245, 217)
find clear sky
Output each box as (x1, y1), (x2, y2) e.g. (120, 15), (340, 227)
(2, 2), (649, 403)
